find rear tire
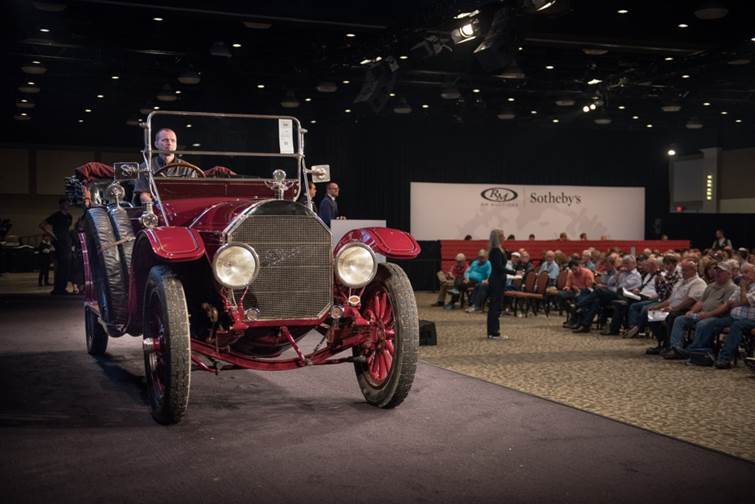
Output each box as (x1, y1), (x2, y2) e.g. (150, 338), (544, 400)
(143, 266), (191, 425)
(84, 306), (108, 355)
(353, 263), (419, 408)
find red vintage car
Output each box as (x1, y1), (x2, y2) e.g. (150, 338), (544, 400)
(72, 111), (421, 424)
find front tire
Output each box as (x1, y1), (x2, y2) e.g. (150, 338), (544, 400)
(353, 263), (419, 408)
(84, 306), (108, 355)
(143, 266), (191, 424)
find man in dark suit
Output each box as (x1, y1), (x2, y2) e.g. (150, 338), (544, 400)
(318, 182), (341, 226)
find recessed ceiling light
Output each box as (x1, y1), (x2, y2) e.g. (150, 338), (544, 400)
(545, 65), (554, 70)
(518, 46), (523, 51)
(111, 75), (119, 80)
(77, 119), (84, 123)
(552, 118), (560, 123)
(721, 111), (728, 115)
(257, 84), (265, 89)
(399, 55), (408, 60)
(681, 74), (691, 79)
(735, 119), (742, 123)
(582, 105), (590, 113)
(751, 37), (755, 42)
(646, 123), (653, 128)
(345, 108), (352, 113)
(531, 110), (537, 114)
(192, 143), (201, 147)
(507, 97), (515, 102)
(96, 94), (104, 98)
(20, 112), (28, 116)
(587, 78), (602, 85)
(20, 99), (28, 103)
(388, 92), (396, 97)
(667, 149), (677, 156)
(175, 90), (181, 95)
(618, 105), (626, 110)
(617, 9), (629, 14)
(84, 108), (91, 113)
(232, 43), (241, 48)
(472, 88), (480, 93)
(359, 59), (372, 65)
(346, 33), (356, 38)
(664, 57), (674, 61)
(153, 106), (160, 110)
(39, 28), (50, 33)
(632, 115), (639, 120)
(304, 97), (312, 102)
(421, 104), (429, 109)
(703, 101), (711, 106)
(186, 124), (192, 128)
(153, 17), (163, 22)
(678, 23), (688, 28)
(310, 120), (317, 124)
(342, 80), (350, 84)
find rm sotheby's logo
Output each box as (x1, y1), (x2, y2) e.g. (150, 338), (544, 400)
(481, 187), (518, 202)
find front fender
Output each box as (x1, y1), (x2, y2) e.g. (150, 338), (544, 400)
(335, 227), (420, 260)
(143, 226), (206, 261)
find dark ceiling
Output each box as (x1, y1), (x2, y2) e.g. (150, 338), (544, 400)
(5, 0), (755, 147)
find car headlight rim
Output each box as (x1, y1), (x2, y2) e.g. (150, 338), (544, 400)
(335, 242), (377, 288)
(212, 242), (260, 289)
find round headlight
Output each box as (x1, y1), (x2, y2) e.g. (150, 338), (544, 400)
(335, 243), (377, 288)
(212, 244), (259, 289)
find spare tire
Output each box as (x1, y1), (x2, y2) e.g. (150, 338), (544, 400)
(85, 208), (128, 335)
(108, 206), (135, 281)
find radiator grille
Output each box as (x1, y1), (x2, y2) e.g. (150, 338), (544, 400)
(228, 213), (332, 320)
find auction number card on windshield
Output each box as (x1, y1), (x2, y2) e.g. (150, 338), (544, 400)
(278, 119), (294, 154)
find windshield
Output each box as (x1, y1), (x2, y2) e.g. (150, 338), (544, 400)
(144, 111), (303, 179)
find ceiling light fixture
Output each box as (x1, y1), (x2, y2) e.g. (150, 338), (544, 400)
(681, 74), (691, 79)
(552, 118), (560, 123)
(582, 105), (590, 113)
(393, 98), (412, 114)
(545, 65), (555, 70)
(421, 104), (429, 109)
(96, 94), (104, 98)
(186, 124), (192, 128)
(441, 86), (461, 100)
(16, 100), (34, 109)
(617, 9), (629, 14)
(587, 78), (602, 85)
(257, 84), (265, 89)
(678, 23), (689, 28)
(589, 103), (597, 110)
(77, 119), (84, 124)
(304, 97), (312, 102)
(594, 115), (612, 125)
(18, 83), (40, 94)
(344, 108), (352, 113)
(175, 90), (181, 95)
(316, 81), (338, 93)
(693, 2), (729, 20)
(14, 113), (31, 121)
(531, 110), (537, 114)
(661, 103), (682, 112)
(618, 105), (626, 110)
(153, 17), (163, 21)
(507, 97), (515, 102)
(720, 111), (728, 115)
(472, 88), (480, 93)
(399, 55), (408, 60)
(496, 107), (516, 120)
(192, 143), (201, 147)
(346, 33), (356, 38)
(632, 115), (639, 120)
(310, 120), (317, 124)
(667, 149), (677, 156)
(735, 119), (742, 123)
(232, 43), (242, 48)
(177, 70), (199, 85)
(703, 101), (711, 106)
(665, 57), (674, 61)
(646, 123), (653, 128)
(342, 80), (350, 84)
(388, 92), (396, 97)
(39, 28), (50, 33)
(111, 75), (120, 80)
(21, 61), (47, 75)
(497, 62), (526, 80)
(84, 108), (92, 113)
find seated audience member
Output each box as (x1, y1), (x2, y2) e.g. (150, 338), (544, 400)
(528, 233), (536, 240)
(608, 255), (661, 335)
(561, 260), (595, 328)
(554, 250), (569, 269)
(519, 251), (534, 274)
(645, 260), (707, 354)
(435, 253), (467, 307)
(660, 233), (669, 240)
(681, 262), (755, 368)
(506, 234), (516, 240)
(579, 232), (588, 240)
(581, 249), (596, 272)
(711, 229), (732, 250)
(539, 250), (560, 286)
(736, 248), (749, 265)
(573, 255), (641, 334)
(624, 254), (680, 338)
(464, 234), (472, 240)
(559, 232), (568, 241)
(664, 260), (738, 359)
(464, 249), (492, 312)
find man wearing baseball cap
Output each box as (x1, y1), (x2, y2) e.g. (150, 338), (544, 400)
(664, 260), (737, 359)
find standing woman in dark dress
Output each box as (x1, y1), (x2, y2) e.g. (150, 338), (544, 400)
(486, 229), (516, 340)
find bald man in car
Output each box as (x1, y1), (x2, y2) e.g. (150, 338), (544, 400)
(134, 128), (199, 204)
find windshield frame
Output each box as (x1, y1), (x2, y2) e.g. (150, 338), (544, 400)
(142, 110), (310, 224)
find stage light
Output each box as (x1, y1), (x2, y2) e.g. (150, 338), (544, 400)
(451, 21), (479, 44)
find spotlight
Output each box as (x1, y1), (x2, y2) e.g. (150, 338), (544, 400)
(451, 20), (479, 44)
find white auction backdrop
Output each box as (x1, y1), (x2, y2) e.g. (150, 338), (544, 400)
(410, 182), (645, 240)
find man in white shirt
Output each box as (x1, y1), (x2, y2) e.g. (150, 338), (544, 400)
(608, 256), (660, 335)
(646, 260), (707, 354)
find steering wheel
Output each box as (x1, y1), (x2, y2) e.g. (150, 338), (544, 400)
(153, 160), (205, 178)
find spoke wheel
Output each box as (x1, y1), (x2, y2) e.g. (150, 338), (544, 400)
(143, 266), (191, 424)
(353, 263), (418, 408)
